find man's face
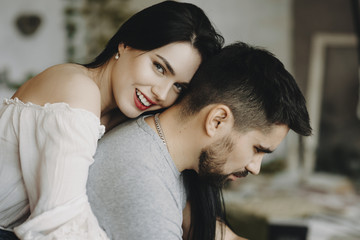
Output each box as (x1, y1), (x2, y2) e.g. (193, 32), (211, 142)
(198, 124), (289, 187)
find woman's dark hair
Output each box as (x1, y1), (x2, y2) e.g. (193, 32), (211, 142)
(84, 0), (224, 68)
(183, 170), (227, 240)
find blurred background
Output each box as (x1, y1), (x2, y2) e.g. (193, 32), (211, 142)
(0, 0), (359, 239)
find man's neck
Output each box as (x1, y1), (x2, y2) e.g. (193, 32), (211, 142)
(145, 106), (201, 172)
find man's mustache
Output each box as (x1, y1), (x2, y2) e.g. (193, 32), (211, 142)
(232, 170), (249, 178)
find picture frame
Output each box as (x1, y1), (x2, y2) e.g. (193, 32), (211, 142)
(303, 33), (358, 176)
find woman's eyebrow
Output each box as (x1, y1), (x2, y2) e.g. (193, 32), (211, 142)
(156, 54), (175, 75)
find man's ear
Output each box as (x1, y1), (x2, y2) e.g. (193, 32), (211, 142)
(204, 104), (234, 137)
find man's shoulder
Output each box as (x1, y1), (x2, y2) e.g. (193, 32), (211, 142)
(101, 118), (142, 142)
(89, 162), (184, 240)
(95, 118), (149, 155)
(87, 116), (185, 239)
(90, 116), (171, 183)
(89, 115), (183, 200)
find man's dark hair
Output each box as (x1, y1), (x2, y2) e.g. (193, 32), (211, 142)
(181, 42), (312, 240)
(179, 42), (312, 136)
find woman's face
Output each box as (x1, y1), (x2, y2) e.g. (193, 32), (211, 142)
(112, 42), (202, 118)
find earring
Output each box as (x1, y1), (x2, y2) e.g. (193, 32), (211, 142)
(115, 52), (120, 60)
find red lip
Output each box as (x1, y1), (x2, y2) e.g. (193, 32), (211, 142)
(134, 89), (156, 111)
(141, 90), (157, 105)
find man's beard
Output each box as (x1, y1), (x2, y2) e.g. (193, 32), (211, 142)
(198, 136), (249, 188)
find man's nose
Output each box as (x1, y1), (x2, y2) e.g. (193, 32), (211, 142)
(152, 81), (173, 102)
(246, 155), (264, 175)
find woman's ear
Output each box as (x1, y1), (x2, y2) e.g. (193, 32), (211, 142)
(118, 43), (127, 55)
(204, 104), (234, 138)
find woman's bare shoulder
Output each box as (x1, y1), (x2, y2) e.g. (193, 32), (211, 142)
(14, 63), (101, 117)
(44, 63), (96, 86)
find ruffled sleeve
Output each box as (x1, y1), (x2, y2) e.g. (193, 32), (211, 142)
(9, 100), (108, 239)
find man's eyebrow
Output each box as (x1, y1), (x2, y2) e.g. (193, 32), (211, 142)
(257, 145), (273, 154)
(156, 54), (175, 75)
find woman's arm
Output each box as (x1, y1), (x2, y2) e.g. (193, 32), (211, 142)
(11, 103), (108, 239)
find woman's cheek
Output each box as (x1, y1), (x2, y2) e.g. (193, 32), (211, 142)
(166, 93), (179, 107)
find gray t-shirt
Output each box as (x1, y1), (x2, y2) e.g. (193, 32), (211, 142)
(87, 116), (186, 240)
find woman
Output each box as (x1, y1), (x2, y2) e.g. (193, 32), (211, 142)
(0, 1), (224, 239)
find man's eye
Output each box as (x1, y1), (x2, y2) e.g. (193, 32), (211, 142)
(154, 62), (165, 74)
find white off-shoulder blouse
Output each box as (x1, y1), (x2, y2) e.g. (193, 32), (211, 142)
(0, 98), (109, 239)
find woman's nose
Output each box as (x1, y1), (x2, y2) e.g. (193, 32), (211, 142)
(152, 81), (173, 102)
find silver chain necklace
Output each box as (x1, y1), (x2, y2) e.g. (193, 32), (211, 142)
(154, 113), (168, 147)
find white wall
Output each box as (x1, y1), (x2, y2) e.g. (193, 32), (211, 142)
(0, 0), (66, 98)
(186, 0), (293, 71)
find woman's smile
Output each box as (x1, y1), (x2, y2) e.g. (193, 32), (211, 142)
(134, 88), (156, 111)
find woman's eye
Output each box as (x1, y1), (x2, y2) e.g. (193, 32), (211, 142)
(154, 62), (165, 74)
(173, 83), (187, 94)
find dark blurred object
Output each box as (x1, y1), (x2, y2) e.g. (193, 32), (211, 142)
(0, 229), (19, 240)
(226, 208), (268, 240)
(351, 0), (360, 121)
(267, 223), (308, 240)
(351, 0), (360, 67)
(15, 14), (42, 36)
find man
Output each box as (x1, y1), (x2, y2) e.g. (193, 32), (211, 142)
(87, 42), (312, 240)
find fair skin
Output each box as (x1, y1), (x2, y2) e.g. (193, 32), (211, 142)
(12, 42), (201, 130)
(145, 103), (289, 240)
(146, 104), (289, 176)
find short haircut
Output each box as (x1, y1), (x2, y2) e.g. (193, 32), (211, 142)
(179, 42), (312, 136)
